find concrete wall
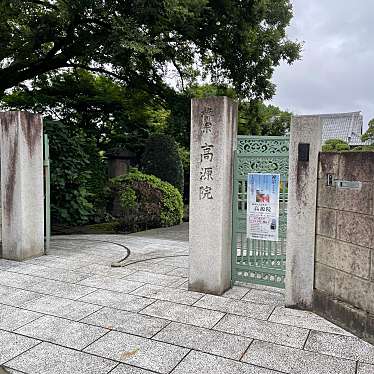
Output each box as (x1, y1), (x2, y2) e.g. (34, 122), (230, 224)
(0, 112), (44, 260)
(314, 152), (374, 343)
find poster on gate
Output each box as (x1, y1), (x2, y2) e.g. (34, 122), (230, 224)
(247, 173), (280, 241)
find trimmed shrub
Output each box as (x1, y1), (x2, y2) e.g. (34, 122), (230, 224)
(110, 169), (183, 232)
(141, 134), (184, 193)
(322, 139), (350, 152)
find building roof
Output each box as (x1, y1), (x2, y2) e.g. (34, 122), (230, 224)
(320, 111), (367, 146)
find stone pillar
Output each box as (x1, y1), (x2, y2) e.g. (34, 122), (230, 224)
(285, 115), (323, 309)
(0, 112), (44, 260)
(189, 96), (237, 295)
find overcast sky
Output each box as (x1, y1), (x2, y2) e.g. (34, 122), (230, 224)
(270, 0), (373, 130)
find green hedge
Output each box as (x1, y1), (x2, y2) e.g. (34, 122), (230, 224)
(111, 169), (183, 232)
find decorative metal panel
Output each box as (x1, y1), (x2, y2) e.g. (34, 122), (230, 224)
(232, 136), (289, 289)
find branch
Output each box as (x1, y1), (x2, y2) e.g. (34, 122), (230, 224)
(27, 0), (59, 10)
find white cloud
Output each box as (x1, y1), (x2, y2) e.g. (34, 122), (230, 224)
(270, 0), (374, 130)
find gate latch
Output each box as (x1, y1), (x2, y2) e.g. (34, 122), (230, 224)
(326, 174), (362, 191)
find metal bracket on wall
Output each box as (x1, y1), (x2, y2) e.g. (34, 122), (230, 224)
(326, 174), (362, 191)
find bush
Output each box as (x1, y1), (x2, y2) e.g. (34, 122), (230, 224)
(111, 169), (183, 232)
(141, 134), (184, 193)
(44, 119), (94, 225)
(322, 139), (350, 152)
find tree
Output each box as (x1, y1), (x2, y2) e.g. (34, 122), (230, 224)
(0, 0), (300, 99)
(2, 69), (166, 154)
(238, 101), (292, 136)
(165, 85), (292, 148)
(362, 119), (374, 144)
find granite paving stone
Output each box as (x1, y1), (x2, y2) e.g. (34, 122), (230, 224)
(166, 268), (188, 277)
(1, 227), (374, 374)
(194, 294), (274, 320)
(168, 278), (188, 289)
(0, 271), (43, 289)
(110, 364), (156, 373)
(0, 285), (43, 307)
(269, 307), (352, 336)
(242, 289), (285, 306)
(0, 260), (20, 270)
(158, 257), (189, 268)
(131, 284), (202, 305)
(0, 330), (39, 365)
(172, 350), (281, 374)
(242, 339), (356, 374)
(80, 264), (136, 278)
(15, 315), (108, 350)
(153, 321), (252, 360)
(124, 271), (181, 287)
(222, 286), (251, 300)
(214, 314), (309, 349)
(126, 263), (178, 275)
(5, 342), (117, 374)
(140, 300), (225, 328)
(7, 264), (92, 283)
(21, 295), (102, 321)
(84, 330), (189, 374)
(357, 362), (374, 374)
(82, 307), (169, 338)
(304, 330), (374, 363)
(26, 256), (89, 271)
(79, 289), (154, 312)
(79, 275), (144, 293)
(0, 305), (42, 331)
(26, 278), (97, 300)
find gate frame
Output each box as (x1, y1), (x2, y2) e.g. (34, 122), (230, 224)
(231, 135), (289, 289)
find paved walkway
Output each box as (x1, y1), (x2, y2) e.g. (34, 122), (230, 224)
(0, 223), (373, 374)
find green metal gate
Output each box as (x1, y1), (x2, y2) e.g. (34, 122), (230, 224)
(231, 135), (289, 288)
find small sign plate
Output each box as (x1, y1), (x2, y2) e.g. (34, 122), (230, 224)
(336, 180), (362, 191)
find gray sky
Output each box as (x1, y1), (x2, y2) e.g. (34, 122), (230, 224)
(270, 0), (373, 130)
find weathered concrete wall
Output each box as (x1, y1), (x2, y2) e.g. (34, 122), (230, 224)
(314, 152), (374, 343)
(189, 96), (237, 295)
(286, 115), (323, 309)
(0, 112), (44, 260)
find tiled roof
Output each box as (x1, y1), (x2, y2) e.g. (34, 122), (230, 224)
(320, 111), (368, 146)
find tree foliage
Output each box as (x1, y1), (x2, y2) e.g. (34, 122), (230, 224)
(362, 119), (374, 144)
(44, 119), (95, 225)
(322, 139), (350, 152)
(141, 134), (184, 193)
(0, 0), (300, 99)
(2, 69), (164, 154)
(166, 84), (292, 148)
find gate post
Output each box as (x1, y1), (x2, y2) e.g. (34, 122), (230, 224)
(189, 97), (237, 295)
(285, 115), (322, 309)
(0, 112), (44, 260)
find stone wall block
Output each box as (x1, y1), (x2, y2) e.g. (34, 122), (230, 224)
(334, 270), (373, 313)
(316, 208), (336, 238)
(317, 180), (373, 214)
(336, 211), (374, 249)
(314, 262), (336, 295)
(318, 152), (340, 179)
(316, 236), (370, 279)
(338, 152), (374, 182)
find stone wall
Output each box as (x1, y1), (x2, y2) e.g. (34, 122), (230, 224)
(314, 152), (374, 343)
